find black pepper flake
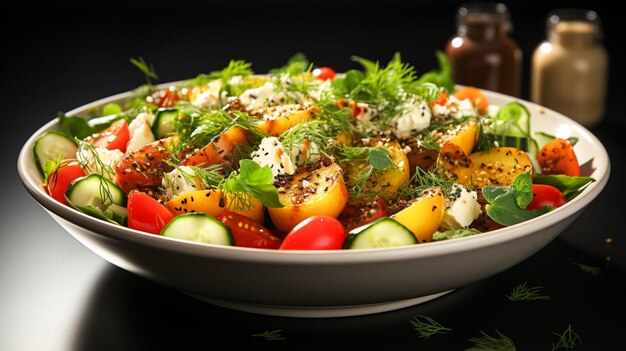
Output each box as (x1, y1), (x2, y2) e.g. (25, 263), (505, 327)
(432, 205), (437, 212)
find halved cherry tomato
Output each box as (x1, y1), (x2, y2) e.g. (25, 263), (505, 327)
(431, 91), (449, 110)
(47, 161), (85, 206)
(83, 119), (130, 153)
(453, 86), (488, 114)
(536, 138), (580, 176)
(128, 191), (174, 234)
(279, 215), (346, 250)
(526, 184), (566, 210)
(149, 86), (182, 108)
(312, 67), (336, 80)
(216, 210), (282, 249)
(338, 197), (388, 233)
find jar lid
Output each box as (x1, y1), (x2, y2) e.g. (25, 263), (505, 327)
(457, 2), (513, 35)
(546, 8), (603, 41)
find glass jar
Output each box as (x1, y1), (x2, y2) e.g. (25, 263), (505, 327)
(445, 2), (522, 97)
(531, 9), (608, 127)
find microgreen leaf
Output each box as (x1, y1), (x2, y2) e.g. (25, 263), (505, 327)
(43, 154), (64, 186)
(552, 324), (582, 350)
(512, 172), (533, 208)
(223, 160), (283, 209)
(130, 56), (158, 85)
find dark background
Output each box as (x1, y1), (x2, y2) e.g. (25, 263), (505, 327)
(2, 1), (624, 350)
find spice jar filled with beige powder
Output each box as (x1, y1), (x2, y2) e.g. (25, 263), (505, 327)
(531, 9), (608, 127)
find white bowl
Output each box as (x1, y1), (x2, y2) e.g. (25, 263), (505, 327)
(17, 87), (610, 318)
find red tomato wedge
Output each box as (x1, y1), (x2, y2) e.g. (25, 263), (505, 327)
(527, 184), (566, 210)
(83, 119), (130, 153)
(279, 215), (346, 250)
(128, 191), (174, 234)
(216, 210), (282, 249)
(47, 161), (85, 206)
(536, 138), (580, 176)
(453, 86), (488, 115)
(115, 138), (173, 193)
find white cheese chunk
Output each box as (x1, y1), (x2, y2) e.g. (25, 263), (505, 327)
(162, 166), (206, 201)
(250, 137), (296, 179)
(394, 100), (432, 138)
(433, 95), (478, 119)
(239, 82), (281, 113)
(191, 79), (223, 109)
(76, 146), (124, 181)
(440, 183), (482, 230)
(126, 113), (155, 153)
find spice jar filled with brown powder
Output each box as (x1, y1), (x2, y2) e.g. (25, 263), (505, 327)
(531, 9), (608, 127)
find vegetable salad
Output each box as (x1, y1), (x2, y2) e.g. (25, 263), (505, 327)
(34, 52), (595, 250)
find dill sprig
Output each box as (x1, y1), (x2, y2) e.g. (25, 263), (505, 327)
(171, 164), (225, 190)
(252, 329), (286, 341)
(76, 141), (116, 180)
(130, 57), (158, 86)
(188, 59), (253, 87)
(399, 167), (456, 201)
(552, 324), (581, 350)
(409, 315), (452, 339)
(466, 330), (516, 351)
(506, 282), (550, 301)
(572, 262), (601, 276)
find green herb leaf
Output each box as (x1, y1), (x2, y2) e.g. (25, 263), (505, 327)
(466, 330), (516, 351)
(102, 103), (123, 116)
(533, 174), (595, 201)
(415, 50), (455, 93)
(409, 315), (452, 339)
(223, 160), (283, 209)
(269, 53), (310, 76)
(572, 262), (601, 276)
(58, 112), (95, 139)
(506, 281), (550, 301)
(433, 227), (481, 241)
(43, 154), (64, 186)
(512, 172), (533, 208)
(368, 147), (393, 171)
(252, 329), (286, 341)
(130, 56), (158, 85)
(483, 173), (552, 226)
(552, 324), (581, 350)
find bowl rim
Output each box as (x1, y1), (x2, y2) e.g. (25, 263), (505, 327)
(17, 82), (611, 264)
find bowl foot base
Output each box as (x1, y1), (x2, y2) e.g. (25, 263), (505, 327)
(186, 290), (454, 318)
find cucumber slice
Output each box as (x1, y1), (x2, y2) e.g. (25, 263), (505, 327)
(161, 213), (234, 246)
(343, 217), (418, 249)
(152, 108), (178, 139)
(32, 131), (78, 175)
(65, 174), (127, 225)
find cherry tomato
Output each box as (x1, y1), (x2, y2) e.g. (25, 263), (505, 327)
(127, 191), (174, 234)
(338, 197), (388, 233)
(83, 119), (130, 153)
(279, 215), (346, 250)
(453, 86), (488, 114)
(47, 161), (85, 206)
(149, 86), (182, 107)
(430, 91), (449, 110)
(216, 210), (282, 249)
(312, 67), (336, 80)
(536, 138), (580, 176)
(526, 184), (566, 210)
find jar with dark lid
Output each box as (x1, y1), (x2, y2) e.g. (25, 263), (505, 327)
(531, 9), (608, 127)
(445, 2), (522, 97)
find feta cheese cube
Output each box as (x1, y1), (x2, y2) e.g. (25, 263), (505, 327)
(440, 183), (482, 230)
(126, 113), (155, 153)
(250, 137), (296, 179)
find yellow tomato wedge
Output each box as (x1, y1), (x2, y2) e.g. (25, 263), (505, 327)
(268, 158), (349, 233)
(439, 145), (533, 189)
(390, 187), (445, 243)
(166, 189), (264, 223)
(438, 119), (479, 155)
(255, 106), (316, 136)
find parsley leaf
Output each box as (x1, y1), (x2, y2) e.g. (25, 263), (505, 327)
(223, 160), (284, 209)
(483, 172), (552, 226)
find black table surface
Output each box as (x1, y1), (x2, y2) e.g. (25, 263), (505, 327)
(2, 2), (625, 350)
